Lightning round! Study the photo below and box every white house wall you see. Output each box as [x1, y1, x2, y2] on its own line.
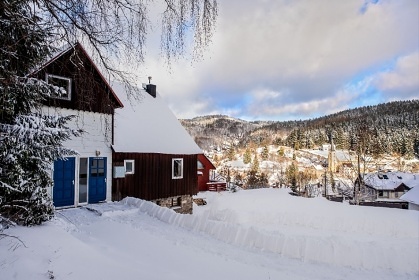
[42, 106, 113, 205]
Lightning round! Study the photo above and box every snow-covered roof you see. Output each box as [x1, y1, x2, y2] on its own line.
[112, 82, 202, 155]
[363, 172, 419, 191]
[400, 186, 419, 205]
[305, 150, 354, 162]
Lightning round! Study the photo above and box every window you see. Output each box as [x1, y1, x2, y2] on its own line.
[171, 197, 181, 208]
[46, 74, 72, 100]
[124, 160, 135, 174]
[379, 190, 389, 198]
[172, 158, 183, 179]
[197, 160, 204, 169]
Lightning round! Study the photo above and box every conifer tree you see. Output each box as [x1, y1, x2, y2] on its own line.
[0, 1, 81, 225]
[226, 145, 235, 161]
[251, 153, 259, 172]
[261, 146, 269, 161]
[285, 163, 298, 191]
[277, 148, 285, 157]
[243, 148, 252, 164]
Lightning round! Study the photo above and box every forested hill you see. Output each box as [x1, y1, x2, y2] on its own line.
[180, 100, 419, 157]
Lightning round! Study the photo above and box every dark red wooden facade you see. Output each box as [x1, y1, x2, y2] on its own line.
[112, 153, 198, 201]
[32, 43, 123, 114]
[197, 154, 216, 192]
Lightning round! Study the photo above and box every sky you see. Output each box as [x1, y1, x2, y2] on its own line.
[138, 0, 419, 121]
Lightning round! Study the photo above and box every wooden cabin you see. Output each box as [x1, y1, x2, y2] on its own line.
[32, 43, 123, 207]
[111, 83, 202, 214]
[197, 154, 226, 192]
[197, 154, 216, 192]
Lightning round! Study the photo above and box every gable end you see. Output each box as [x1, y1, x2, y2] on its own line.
[32, 43, 123, 114]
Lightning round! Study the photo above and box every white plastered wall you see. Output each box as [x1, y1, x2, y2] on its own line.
[42, 106, 113, 206]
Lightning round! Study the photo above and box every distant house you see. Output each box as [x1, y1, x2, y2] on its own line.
[32, 43, 123, 207]
[363, 172, 418, 202]
[197, 154, 227, 192]
[111, 83, 202, 214]
[340, 162, 354, 178]
[321, 144, 335, 151]
[197, 154, 216, 192]
[303, 149, 354, 176]
[400, 187, 419, 211]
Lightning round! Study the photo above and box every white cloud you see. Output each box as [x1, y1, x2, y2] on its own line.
[206, 0, 417, 82]
[139, 0, 419, 120]
[375, 51, 419, 93]
[244, 85, 359, 120]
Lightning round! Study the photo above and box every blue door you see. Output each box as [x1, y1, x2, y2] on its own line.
[53, 158, 76, 207]
[88, 157, 107, 203]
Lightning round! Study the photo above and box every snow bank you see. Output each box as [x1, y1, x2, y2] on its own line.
[122, 189, 419, 274]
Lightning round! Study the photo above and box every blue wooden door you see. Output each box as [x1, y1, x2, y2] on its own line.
[88, 157, 107, 203]
[53, 158, 76, 207]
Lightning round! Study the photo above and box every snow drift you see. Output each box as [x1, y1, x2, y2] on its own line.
[122, 188, 419, 274]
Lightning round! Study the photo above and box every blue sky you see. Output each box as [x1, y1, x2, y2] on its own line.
[140, 0, 419, 121]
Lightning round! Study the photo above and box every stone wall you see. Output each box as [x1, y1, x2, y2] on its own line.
[152, 195, 193, 214]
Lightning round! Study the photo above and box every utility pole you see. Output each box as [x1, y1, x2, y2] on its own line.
[355, 152, 361, 205]
[322, 162, 328, 198]
[324, 169, 327, 198]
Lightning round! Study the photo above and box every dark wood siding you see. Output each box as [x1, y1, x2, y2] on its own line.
[112, 153, 198, 201]
[33, 44, 121, 114]
[394, 183, 409, 192]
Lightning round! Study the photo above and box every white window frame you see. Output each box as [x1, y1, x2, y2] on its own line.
[172, 158, 183, 179]
[124, 160, 135, 174]
[46, 73, 72, 100]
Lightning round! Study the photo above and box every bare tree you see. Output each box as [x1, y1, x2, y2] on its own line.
[25, 0, 218, 82]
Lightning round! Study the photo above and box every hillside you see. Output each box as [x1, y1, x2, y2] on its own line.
[179, 115, 271, 150]
[181, 100, 419, 157]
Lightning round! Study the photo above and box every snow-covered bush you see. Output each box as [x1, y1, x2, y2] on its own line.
[0, 79, 81, 225]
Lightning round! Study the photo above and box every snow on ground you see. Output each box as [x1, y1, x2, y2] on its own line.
[1, 188, 418, 280]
